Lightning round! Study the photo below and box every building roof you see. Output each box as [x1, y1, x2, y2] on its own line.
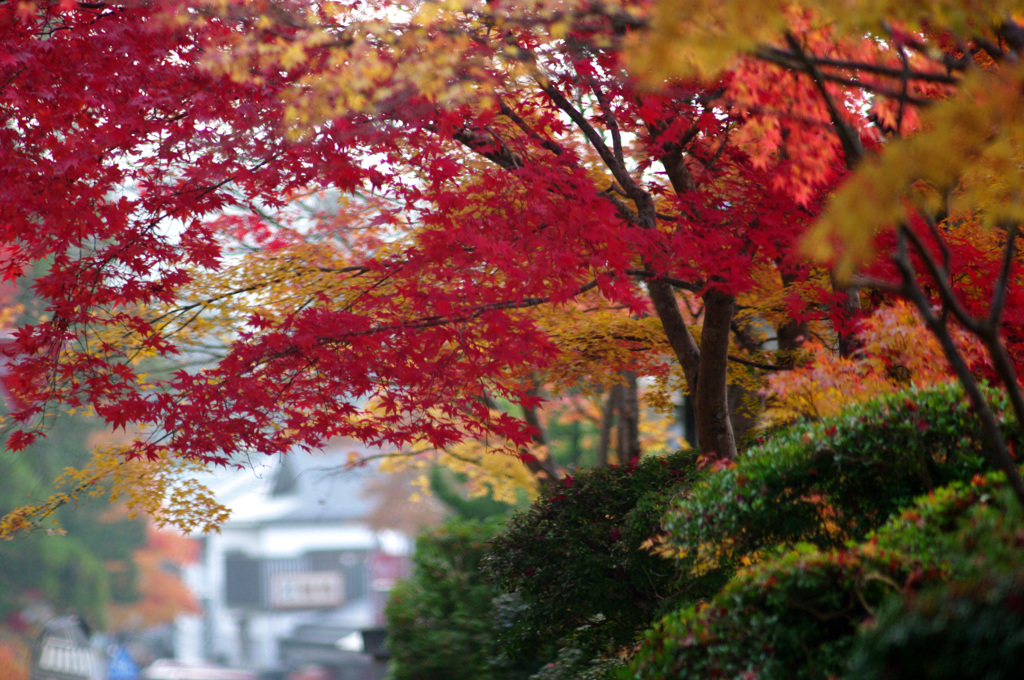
[199, 443, 382, 527]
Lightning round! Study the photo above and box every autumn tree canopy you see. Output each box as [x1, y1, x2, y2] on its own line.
[4, 0, 1024, 526]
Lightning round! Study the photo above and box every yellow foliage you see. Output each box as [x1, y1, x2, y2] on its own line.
[0, 302, 22, 330]
[634, 0, 1017, 81]
[442, 439, 544, 503]
[364, 396, 543, 504]
[807, 63, 1024, 278]
[1, 445, 230, 539]
[640, 531, 727, 574]
[638, 533, 685, 560]
[373, 383, 679, 506]
[541, 304, 672, 393]
[638, 406, 675, 456]
[629, 0, 803, 79]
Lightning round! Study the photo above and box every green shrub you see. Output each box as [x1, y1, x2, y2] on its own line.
[872, 467, 1024, 577]
[630, 466, 1024, 680]
[628, 544, 936, 680]
[630, 387, 1024, 680]
[665, 384, 1019, 578]
[844, 468, 1024, 679]
[846, 572, 1024, 680]
[530, 645, 625, 680]
[485, 450, 705, 660]
[386, 518, 513, 680]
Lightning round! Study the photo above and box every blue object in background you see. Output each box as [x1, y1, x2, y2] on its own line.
[106, 646, 139, 680]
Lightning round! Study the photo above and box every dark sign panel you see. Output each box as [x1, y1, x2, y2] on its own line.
[268, 571, 344, 610]
[224, 552, 349, 611]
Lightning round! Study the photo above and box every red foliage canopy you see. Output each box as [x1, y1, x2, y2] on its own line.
[8, 0, 1013, 476]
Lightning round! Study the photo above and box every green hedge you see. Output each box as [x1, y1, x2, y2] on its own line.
[628, 544, 936, 680]
[386, 518, 514, 680]
[872, 467, 1024, 577]
[629, 385, 1024, 680]
[485, 450, 705, 660]
[846, 468, 1024, 679]
[846, 572, 1024, 680]
[664, 384, 1018, 579]
[628, 473, 1024, 680]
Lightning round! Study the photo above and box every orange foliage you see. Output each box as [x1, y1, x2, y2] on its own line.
[0, 637, 29, 680]
[761, 301, 992, 425]
[107, 524, 200, 632]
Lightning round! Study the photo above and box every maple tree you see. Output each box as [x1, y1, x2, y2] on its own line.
[1, 0, 827, 511]
[6, 0, 1024, 528]
[636, 1, 1024, 502]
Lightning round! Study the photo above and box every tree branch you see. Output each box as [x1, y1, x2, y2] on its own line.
[537, 79, 642, 198]
[498, 99, 565, 157]
[755, 45, 959, 84]
[784, 32, 865, 168]
[625, 268, 703, 293]
[728, 354, 794, 372]
[519, 380, 561, 482]
[988, 223, 1019, 333]
[452, 125, 524, 170]
[891, 225, 1024, 508]
[579, 67, 625, 167]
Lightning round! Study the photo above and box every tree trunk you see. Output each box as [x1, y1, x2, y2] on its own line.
[831, 272, 863, 358]
[616, 370, 641, 464]
[695, 289, 737, 459]
[521, 384, 561, 483]
[645, 279, 700, 392]
[595, 385, 618, 467]
[645, 279, 738, 459]
[777, 272, 809, 356]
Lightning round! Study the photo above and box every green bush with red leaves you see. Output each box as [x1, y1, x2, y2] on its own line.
[628, 543, 938, 680]
[629, 384, 1024, 680]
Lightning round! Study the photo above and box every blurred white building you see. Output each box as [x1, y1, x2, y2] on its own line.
[175, 443, 418, 679]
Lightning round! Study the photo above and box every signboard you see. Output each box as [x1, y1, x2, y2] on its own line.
[368, 551, 408, 591]
[268, 571, 344, 610]
[31, 617, 104, 680]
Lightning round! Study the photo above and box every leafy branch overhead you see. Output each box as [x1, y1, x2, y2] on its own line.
[5, 0, 1024, 529]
